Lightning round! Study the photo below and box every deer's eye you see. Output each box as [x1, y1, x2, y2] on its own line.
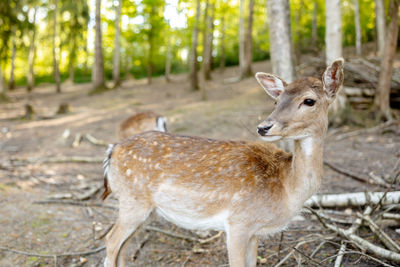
[303, 99, 316, 106]
[274, 101, 277, 105]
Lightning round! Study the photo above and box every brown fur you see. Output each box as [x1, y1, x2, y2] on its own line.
[118, 111, 161, 140]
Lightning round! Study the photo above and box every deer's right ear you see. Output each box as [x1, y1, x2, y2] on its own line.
[255, 72, 287, 99]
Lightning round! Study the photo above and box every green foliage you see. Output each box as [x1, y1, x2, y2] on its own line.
[0, 0, 388, 88]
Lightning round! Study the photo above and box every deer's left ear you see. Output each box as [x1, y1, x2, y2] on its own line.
[323, 58, 344, 103]
[255, 72, 287, 100]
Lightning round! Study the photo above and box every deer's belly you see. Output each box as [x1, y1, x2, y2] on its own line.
[155, 206, 228, 231]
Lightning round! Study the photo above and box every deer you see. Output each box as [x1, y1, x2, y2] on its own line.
[118, 111, 167, 140]
[102, 58, 344, 267]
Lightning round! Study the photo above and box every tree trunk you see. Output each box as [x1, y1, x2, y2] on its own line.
[373, 0, 399, 121]
[93, 0, 106, 90]
[294, 0, 304, 65]
[239, 0, 245, 78]
[67, 37, 76, 84]
[312, 1, 318, 53]
[113, 0, 122, 87]
[165, 37, 172, 82]
[354, 0, 362, 56]
[325, 0, 347, 125]
[147, 6, 155, 85]
[375, 0, 386, 58]
[219, 11, 226, 73]
[202, 0, 214, 80]
[9, 26, 16, 90]
[242, 0, 254, 78]
[189, 0, 200, 91]
[0, 66, 6, 100]
[53, 0, 61, 93]
[27, 7, 37, 92]
[267, 0, 295, 83]
[325, 0, 342, 65]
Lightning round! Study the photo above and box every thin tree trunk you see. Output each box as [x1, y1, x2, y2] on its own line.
[0, 66, 6, 99]
[267, 0, 295, 83]
[147, 6, 155, 85]
[375, 0, 386, 58]
[202, 0, 214, 80]
[354, 0, 362, 56]
[312, 1, 318, 53]
[325, 0, 342, 65]
[294, 0, 304, 65]
[242, 0, 254, 78]
[239, 0, 245, 78]
[325, 0, 347, 125]
[27, 7, 37, 92]
[219, 11, 226, 73]
[67, 37, 76, 84]
[9, 26, 16, 90]
[53, 0, 61, 93]
[165, 37, 172, 82]
[189, 0, 200, 91]
[113, 0, 122, 87]
[373, 0, 399, 121]
[93, 0, 106, 90]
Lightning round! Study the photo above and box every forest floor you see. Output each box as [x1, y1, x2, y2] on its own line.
[0, 58, 399, 266]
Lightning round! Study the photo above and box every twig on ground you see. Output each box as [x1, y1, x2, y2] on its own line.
[72, 133, 82, 148]
[324, 160, 391, 188]
[33, 200, 117, 210]
[358, 213, 400, 252]
[382, 212, 400, 220]
[334, 241, 346, 267]
[0, 245, 105, 258]
[75, 183, 103, 201]
[144, 226, 222, 244]
[333, 120, 398, 141]
[85, 134, 109, 147]
[12, 156, 103, 164]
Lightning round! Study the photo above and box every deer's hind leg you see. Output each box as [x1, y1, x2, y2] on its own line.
[104, 198, 152, 267]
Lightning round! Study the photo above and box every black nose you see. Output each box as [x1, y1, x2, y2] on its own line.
[257, 124, 273, 136]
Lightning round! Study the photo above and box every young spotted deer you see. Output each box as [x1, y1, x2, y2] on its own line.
[118, 111, 167, 140]
[102, 59, 344, 267]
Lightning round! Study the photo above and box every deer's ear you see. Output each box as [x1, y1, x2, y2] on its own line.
[255, 73, 287, 100]
[323, 58, 344, 102]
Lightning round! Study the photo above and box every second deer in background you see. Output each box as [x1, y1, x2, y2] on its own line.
[118, 111, 167, 140]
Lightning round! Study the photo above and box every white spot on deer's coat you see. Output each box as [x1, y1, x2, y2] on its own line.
[126, 169, 132, 176]
[301, 137, 314, 157]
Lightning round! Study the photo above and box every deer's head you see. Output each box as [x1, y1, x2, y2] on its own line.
[255, 58, 344, 141]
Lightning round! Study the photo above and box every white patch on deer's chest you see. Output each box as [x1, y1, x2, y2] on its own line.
[300, 137, 314, 157]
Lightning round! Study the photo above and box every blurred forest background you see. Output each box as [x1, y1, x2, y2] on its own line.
[1, 0, 400, 266]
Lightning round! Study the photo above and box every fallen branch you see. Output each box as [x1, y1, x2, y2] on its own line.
[325, 222, 400, 263]
[75, 183, 103, 201]
[382, 212, 400, 220]
[334, 120, 398, 141]
[85, 134, 109, 147]
[33, 200, 117, 210]
[324, 161, 391, 188]
[359, 213, 400, 252]
[144, 226, 223, 244]
[12, 156, 103, 165]
[0, 245, 105, 258]
[305, 191, 400, 208]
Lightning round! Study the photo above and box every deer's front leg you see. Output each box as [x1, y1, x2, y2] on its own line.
[246, 235, 258, 267]
[226, 228, 250, 267]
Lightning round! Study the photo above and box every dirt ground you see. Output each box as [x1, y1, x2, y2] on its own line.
[0, 60, 399, 266]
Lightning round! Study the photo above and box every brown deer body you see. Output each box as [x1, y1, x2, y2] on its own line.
[118, 111, 167, 140]
[103, 59, 344, 267]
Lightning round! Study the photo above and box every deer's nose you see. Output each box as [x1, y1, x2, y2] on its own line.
[257, 124, 273, 136]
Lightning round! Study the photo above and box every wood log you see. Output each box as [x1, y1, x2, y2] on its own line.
[305, 191, 400, 208]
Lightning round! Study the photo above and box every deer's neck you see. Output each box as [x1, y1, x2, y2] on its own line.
[287, 137, 323, 208]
